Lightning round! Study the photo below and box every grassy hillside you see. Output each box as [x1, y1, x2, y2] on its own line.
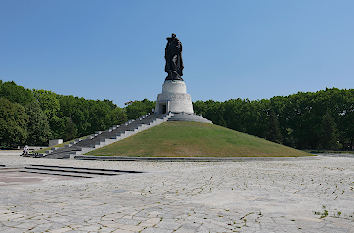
[86, 122, 311, 157]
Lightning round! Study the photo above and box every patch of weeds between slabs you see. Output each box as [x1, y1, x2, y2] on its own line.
[314, 205, 329, 219]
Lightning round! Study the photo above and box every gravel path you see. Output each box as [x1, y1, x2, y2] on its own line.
[0, 153, 353, 232]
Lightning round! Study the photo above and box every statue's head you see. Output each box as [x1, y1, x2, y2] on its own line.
[171, 33, 176, 38]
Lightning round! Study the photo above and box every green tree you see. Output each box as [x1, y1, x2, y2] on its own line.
[336, 89, 354, 150]
[63, 117, 78, 141]
[88, 101, 112, 131]
[125, 99, 155, 119]
[222, 99, 244, 131]
[49, 115, 66, 139]
[320, 112, 339, 150]
[26, 101, 51, 145]
[32, 89, 60, 126]
[196, 100, 225, 126]
[109, 107, 127, 125]
[266, 110, 283, 144]
[0, 81, 34, 106]
[193, 100, 207, 116]
[0, 98, 28, 148]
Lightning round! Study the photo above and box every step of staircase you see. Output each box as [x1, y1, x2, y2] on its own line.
[167, 113, 212, 123]
[23, 167, 119, 176]
[19, 169, 96, 178]
[0, 167, 23, 172]
[18, 164, 142, 178]
[28, 164, 142, 173]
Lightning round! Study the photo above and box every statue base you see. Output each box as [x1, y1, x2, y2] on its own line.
[155, 80, 193, 114]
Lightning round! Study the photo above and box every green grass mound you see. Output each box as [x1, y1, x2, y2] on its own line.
[86, 122, 311, 157]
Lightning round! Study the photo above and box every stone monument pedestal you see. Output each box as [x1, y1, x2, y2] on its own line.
[155, 80, 212, 124]
[155, 80, 194, 114]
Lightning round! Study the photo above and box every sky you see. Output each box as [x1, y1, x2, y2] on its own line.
[1, 0, 353, 106]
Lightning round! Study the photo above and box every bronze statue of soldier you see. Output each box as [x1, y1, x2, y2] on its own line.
[164, 33, 184, 81]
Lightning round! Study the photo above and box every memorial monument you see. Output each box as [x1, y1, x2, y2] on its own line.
[155, 34, 211, 123]
[164, 33, 184, 81]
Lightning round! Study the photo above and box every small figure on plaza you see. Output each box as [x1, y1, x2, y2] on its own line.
[22, 145, 29, 156]
[164, 33, 184, 81]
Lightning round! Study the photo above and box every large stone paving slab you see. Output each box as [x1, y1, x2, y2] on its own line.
[0, 171, 77, 186]
[0, 153, 353, 232]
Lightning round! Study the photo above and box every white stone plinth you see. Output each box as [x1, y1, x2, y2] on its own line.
[155, 80, 194, 114]
[49, 139, 63, 147]
[162, 80, 187, 94]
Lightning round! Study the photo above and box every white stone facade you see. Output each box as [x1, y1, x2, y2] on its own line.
[155, 80, 194, 114]
[49, 139, 63, 147]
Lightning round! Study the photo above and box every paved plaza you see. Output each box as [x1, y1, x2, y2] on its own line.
[0, 152, 353, 232]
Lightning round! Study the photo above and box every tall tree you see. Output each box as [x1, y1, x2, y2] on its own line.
[32, 90, 60, 125]
[266, 110, 283, 144]
[0, 81, 34, 106]
[63, 117, 78, 141]
[26, 101, 51, 145]
[0, 98, 28, 148]
[109, 107, 128, 126]
[320, 112, 339, 150]
[126, 99, 155, 119]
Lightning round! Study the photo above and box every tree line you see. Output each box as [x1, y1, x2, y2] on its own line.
[0, 80, 154, 148]
[0, 80, 352, 151]
[194, 88, 353, 150]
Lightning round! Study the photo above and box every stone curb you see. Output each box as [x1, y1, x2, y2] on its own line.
[74, 155, 317, 162]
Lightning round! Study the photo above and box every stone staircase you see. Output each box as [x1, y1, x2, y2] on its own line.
[44, 113, 173, 159]
[19, 164, 142, 178]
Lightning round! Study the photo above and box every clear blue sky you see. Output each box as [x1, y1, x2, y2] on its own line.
[1, 0, 353, 106]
